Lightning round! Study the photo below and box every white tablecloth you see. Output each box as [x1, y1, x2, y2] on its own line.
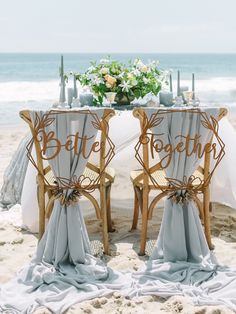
[21, 110, 236, 232]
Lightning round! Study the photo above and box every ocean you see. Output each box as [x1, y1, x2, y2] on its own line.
[0, 53, 235, 125]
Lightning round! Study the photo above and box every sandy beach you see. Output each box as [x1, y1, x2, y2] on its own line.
[0, 122, 236, 314]
[1, 0, 236, 308]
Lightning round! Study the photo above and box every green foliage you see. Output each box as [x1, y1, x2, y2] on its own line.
[74, 57, 168, 105]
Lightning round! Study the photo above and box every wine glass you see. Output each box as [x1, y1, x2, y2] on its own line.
[105, 92, 117, 107]
[183, 91, 194, 106]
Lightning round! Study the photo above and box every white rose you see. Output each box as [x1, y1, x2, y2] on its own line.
[100, 67, 109, 75]
[131, 79, 138, 86]
[141, 65, 148, 73]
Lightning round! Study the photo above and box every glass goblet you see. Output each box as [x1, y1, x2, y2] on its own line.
[183, 91, 194, 106]
[105, 92, 117, 107]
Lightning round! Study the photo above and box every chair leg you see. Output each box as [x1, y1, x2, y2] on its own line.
[37, 184, 46, 241]
[45, 190, 54, 219]
[100, 185, 110, 255]
[203, 187, 214, 250]
[131, 186, 140, 230]
[139, 187, 149, 256]
[106, 185, 115, 232]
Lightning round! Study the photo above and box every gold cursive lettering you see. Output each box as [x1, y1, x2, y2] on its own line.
[35, 130, 103, 160]
[148, 133, 218, 169]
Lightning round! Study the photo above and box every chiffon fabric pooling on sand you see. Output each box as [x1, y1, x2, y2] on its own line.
[1, 108, 236, 313]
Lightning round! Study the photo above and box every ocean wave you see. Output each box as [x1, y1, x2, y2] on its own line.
[0, 77, 235, 104]
[171, 78, 236, 104]
[0, 80, 63, 102]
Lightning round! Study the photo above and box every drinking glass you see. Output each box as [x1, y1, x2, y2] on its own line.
[183, 91, 194, 106]
[105, 92, 117, 107]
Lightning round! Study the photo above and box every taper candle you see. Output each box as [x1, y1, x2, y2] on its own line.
[169, 73, 173, 92]
[177, 70, 180, 96]
[192, 73, 195, 100]
[59, 55, 66, 103]
[61, 55, 63, 74]
[73, 74, 78, 99]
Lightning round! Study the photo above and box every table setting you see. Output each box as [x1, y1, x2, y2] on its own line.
[1, 56, 236, 313]
[54, 55, 200, 110]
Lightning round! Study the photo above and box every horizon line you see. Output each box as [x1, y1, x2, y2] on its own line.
[0, 52, 236, 55]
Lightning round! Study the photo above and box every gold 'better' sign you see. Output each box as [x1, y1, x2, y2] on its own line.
[38, 129, 105, 161]
[25, 109, 115, 192]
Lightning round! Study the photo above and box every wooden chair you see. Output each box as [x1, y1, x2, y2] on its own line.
[20, 108, 115, 255]
[130, 108, 227, 256]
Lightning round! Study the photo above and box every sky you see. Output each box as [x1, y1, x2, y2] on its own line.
[0, 0, 236, 53]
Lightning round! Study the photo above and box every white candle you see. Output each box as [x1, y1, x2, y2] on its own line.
[73, 75, 78, 99]
[59, 55, 66, 103]
[61, 55, 63, 72]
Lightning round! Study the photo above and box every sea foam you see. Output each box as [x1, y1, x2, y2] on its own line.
[0, 77, 235, 104]
[0, 77, 235, 126]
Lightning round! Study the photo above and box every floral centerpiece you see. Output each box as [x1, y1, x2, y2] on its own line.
[76, 58, 166, 106]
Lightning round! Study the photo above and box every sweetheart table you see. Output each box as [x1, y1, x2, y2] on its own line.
[18, 108, 236, 233]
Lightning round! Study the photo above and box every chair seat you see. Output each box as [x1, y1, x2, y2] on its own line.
[130, 168, 204, 189]
[43, 165, 115, 189]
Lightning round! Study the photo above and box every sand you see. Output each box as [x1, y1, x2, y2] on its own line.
[0, 123, 236, 314]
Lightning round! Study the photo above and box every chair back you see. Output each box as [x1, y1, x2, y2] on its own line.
[133, 107, 227, 193]
[20, 108, 115, 196]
